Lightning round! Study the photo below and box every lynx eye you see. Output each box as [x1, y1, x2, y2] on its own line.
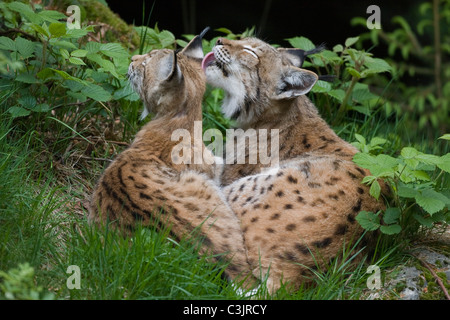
[243, 45, 258, 59]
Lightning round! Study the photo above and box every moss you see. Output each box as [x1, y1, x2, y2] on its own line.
[79, 0, 140, 49]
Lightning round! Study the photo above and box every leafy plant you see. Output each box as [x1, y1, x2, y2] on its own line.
[0, 263, 55, 300]
[353, 134, 449, 235]
[351, 0, 450, 136]
[286, 35, 392, 125]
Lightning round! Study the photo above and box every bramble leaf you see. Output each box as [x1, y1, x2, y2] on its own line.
[356, 211, 380, 231]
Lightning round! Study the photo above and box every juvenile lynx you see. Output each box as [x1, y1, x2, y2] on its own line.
[203, 37, 388, 291]
[89, 31, 254, 283]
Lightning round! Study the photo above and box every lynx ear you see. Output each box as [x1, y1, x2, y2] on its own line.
[180, 26, 209, 59]
[159, 50, 182, 83]
[278, 43, 325, 67]
[274, 66, 318, 100]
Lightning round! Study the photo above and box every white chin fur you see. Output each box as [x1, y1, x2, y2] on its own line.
[206, 66, 246, 119]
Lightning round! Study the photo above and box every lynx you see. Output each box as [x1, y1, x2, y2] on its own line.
[88, 30, 255, 284]
[202, 37, 388, 291]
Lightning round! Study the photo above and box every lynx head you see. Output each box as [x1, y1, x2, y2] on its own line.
[128, 28, 209, 120]
[202, 37, 320, 126]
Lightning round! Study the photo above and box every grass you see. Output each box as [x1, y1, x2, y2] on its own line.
[0, 79, 447, 300]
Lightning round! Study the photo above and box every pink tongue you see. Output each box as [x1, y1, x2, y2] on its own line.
[202, 51, 216, 71]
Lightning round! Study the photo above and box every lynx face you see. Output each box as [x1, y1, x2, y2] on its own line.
[202, 37, 318, 125]
[128, 39, 204, 120]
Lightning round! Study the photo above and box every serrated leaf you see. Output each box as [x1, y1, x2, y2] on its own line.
[286, 36, 315, 51]
[81, 84, 111, 102]
[60, 48, 70, 59]
[363, 57, 392, 74]
[415, 189, 448, 215]
[380, 224, 401, 235]
[0, 36, 16, 51]
[18, 96, 36, 109]
[69, 57, 86, 65]
[353, 152, 377, 168]
[369, 180, 381, 200]
[33, 103, 50, 113]
[71, 49, 88, 58]
[413, 214, 434, 228]
[49, 22, 67, 37]
[8, 106, 31, 118]
[99, 43, 129, 59]
[327, 89, 346, 103]
[383, 208, 401, 224]
[345, 36, 359, 47]
[38, 10, 67, 23]
[437, 154, 450, 173]
[397, 185, 418, 198]
[356, 211, 380, 231]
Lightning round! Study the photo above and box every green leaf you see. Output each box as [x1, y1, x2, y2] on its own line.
[369, 180, 381, 200]
[30, 23, 50, 38]
[437, 154, 450, 173]
[15, 37, 35, 59]
[68, 57, 86, 65]
[8, 106, 31, 118]
[327, 89, 346, 103]
[71, 49, 88, 58]
[415, 189, 448, 215]
[413, 214, 434, 228]
[60, 48, 70, 60]
[397, 185, 418, 198]
[18, 96, 36, 109]
[363, 57, 392, 74]
[345, 36, 359, 47]
[0, 36, 16, 51]
[99, 43, 129, 59]
[81, 84, 111, 102]
[32, 103, 51, 113]
[380, 224, 401, 235]
[333, 44, 343, 52]
[286, 36, 315, 51]
[38, 10, 67, 23]
[353, 152, 376, 168]
[438, 134, 450, 140]
[355, 211, 380, 231]
[383, 208, 401, 224]
[48, 22, 67, 37]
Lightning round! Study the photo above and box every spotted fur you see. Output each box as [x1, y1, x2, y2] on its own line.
[89, 32, 255, 284]
[204, 37, 388, 291]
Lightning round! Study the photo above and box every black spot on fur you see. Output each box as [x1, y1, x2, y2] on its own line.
[357, 187, 364, 194]
[287, 175, 298, 184]
[275, 190, 284, 197]
[286, 223, 296, 231]
[139, 192, 152, 200]
[295, 243, 310, 255]
[266, 228, 275, 233]
[335, 224, 348, 235]
[284, 204, 293, 210]
[251, 217, 259, 223]
[308, 182, 321, 188]
[270, 213, 280, 220]
[352, 199, 362, 212]
[263, 204, 270, 209]
[313, 237, 332, 248]
[303, 216, 316, 223]
[297, 196, 306, 203]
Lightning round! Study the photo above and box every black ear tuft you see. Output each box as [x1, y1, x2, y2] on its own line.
[279, 43, 326, 68]
[318, 74, 336, 82]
